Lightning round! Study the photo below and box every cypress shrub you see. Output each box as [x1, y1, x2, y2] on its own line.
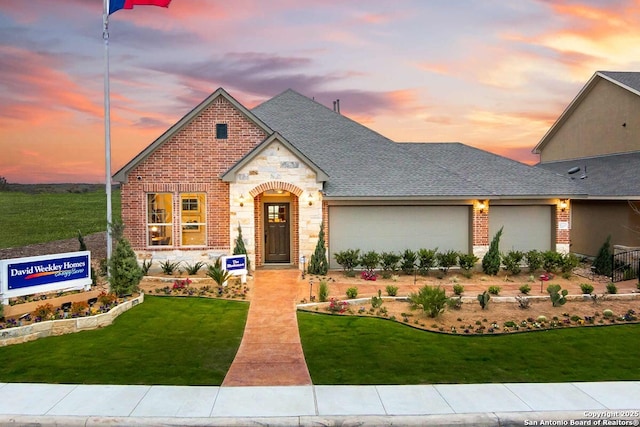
[308, 224, 329, 275]
[482, 227, 503, 276]
[233, 223, 250, 271]
[108, 238, 143, 297]
[593, 235, 613, 277]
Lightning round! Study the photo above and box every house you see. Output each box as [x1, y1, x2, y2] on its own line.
[534, 71, 640, 257]
[113, 88, 583, 270]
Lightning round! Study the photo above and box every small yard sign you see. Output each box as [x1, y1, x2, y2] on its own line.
[0, 251, 91, 305]
[221, 254, 247, 284]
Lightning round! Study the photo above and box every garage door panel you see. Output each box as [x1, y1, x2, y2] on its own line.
[329, 206, 469, 269]
[489, 206, 552, 252]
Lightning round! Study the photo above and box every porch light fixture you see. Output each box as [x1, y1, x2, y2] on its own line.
[477, 201, 486, 213]
[559, 199, 568, 212]
[307, 193, 313, 206]
[239, 194, 245, 207]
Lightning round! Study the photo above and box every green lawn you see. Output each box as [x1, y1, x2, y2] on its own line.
[0, 296, 248, 385]
[298, 311, 640, 384]
[0, 189, 120, 248]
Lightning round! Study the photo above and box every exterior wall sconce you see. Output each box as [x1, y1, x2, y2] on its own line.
[307, 193, 313, 206]
[239, 194, 245, 207]
[477, 201, 486, 214]
[559, 199, 568, 212]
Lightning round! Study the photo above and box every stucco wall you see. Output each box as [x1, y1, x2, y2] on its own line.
[570, 200, 640, 256]
[540, 78, 640, 162]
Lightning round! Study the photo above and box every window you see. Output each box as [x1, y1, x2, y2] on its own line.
[181, 193, 206, 246]
[147, 193, 173, 246]
[216, 123, 228, 139]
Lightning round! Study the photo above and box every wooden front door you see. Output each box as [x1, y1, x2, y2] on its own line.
[264, 203, 290, 263]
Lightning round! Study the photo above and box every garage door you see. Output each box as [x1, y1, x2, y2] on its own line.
[489, 206, 553, 252]
[328, 205, 470, 269]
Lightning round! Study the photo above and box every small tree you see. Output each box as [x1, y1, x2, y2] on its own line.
[400, 249, 417, 275]
[417, 248, 438, 276]
[308, 223, 328, 275]
[108, 238, 143, 297]
[593, 235, 613, 277]
[233, 223, 250, 271]
[482, 227, 503, 275]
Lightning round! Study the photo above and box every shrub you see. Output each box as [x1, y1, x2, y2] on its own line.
[318, 280, 329, 302]
[233, 223, 251, 272]
[519, 284, 531, 295]
[33, 303, 55, 321]
[409, 285, 448, 318]
[593, 235, 613, 276]
[141, 258, 153, 275]
[547, 284, 568, 307]
[458, 253, 478, 275]
[380, 252, 401, 278]
[502, 250, 524, 275]
[606, 282, 617, 294]
[71, 301, 88, 317]
[516, 295, 530, 309]
[206, 258, 233, 287]
[308, 223, 329, 275]
[482, 227, 503, 275]
[580, 283, 594, 294]
[452, 283, 464, 296]
[447, 296, 463, 310]
[536, 315, 547, 323]
[603, 309, 614, 318]
[346, 287, 358, 299]
[477, 291, 490, 309]
[385, 285, 398, 296]
[525, 250, 543, 273]
[359, 250, 380, 273]
[98, 291, 117, 307]
[488, 285, 501, 295]
[436, 250, 459, 274]
[334, 249, 360, 275]
[560, 253, 579, 278]
[183, 261, 205, 275]
[417, 248, 437, 275]
[371, 290, 383, 308]
[400, 249, 417, 275]
[159, 260, 181, 275]
[542, 251, 563, 273]
[109, 238, 143, 297]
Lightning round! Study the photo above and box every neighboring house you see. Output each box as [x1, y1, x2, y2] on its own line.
[534, 71, 640, 256]
[113, 88, 582, 270]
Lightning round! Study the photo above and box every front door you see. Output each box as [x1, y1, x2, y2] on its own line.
[264, 203, 290, 263]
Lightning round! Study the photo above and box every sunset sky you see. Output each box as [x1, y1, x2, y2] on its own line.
[2, 0, 640, 183]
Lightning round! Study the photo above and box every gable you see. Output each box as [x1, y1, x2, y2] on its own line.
[113, 88, 272, 183]
[534, 72, 640, 162]
[221, 133, 328, 183]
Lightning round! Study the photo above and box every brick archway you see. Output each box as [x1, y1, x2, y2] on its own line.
[249, 181, 304, 198]
[251, 182, 301, 268]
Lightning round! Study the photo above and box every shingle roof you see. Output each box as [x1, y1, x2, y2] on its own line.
[600, 71, 640, 94]
[536, 151, 640, 198]
[253, 89, 584, 199]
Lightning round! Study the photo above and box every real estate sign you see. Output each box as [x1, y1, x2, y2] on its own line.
[0, 251, 91, 305]
[221, 254, 247, 284]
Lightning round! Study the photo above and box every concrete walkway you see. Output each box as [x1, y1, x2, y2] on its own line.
[1, 381, 639, 426]
[222, 269, 312, 386]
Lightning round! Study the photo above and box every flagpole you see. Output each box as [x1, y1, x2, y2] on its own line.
[103, 0, 113, 273]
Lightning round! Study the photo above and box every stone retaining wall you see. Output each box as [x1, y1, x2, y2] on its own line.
[0, 294, 144, 347]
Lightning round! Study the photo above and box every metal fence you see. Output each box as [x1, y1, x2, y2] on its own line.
[612, 249, 640, 282]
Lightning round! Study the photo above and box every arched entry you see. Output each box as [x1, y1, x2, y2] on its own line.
[249, 182, 302, 267]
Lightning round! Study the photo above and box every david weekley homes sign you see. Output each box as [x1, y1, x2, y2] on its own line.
[0, 251, 91, 305]
[221, 254, 247, 285]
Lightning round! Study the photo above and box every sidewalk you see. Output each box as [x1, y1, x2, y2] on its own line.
[1, 381, 638, 426]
